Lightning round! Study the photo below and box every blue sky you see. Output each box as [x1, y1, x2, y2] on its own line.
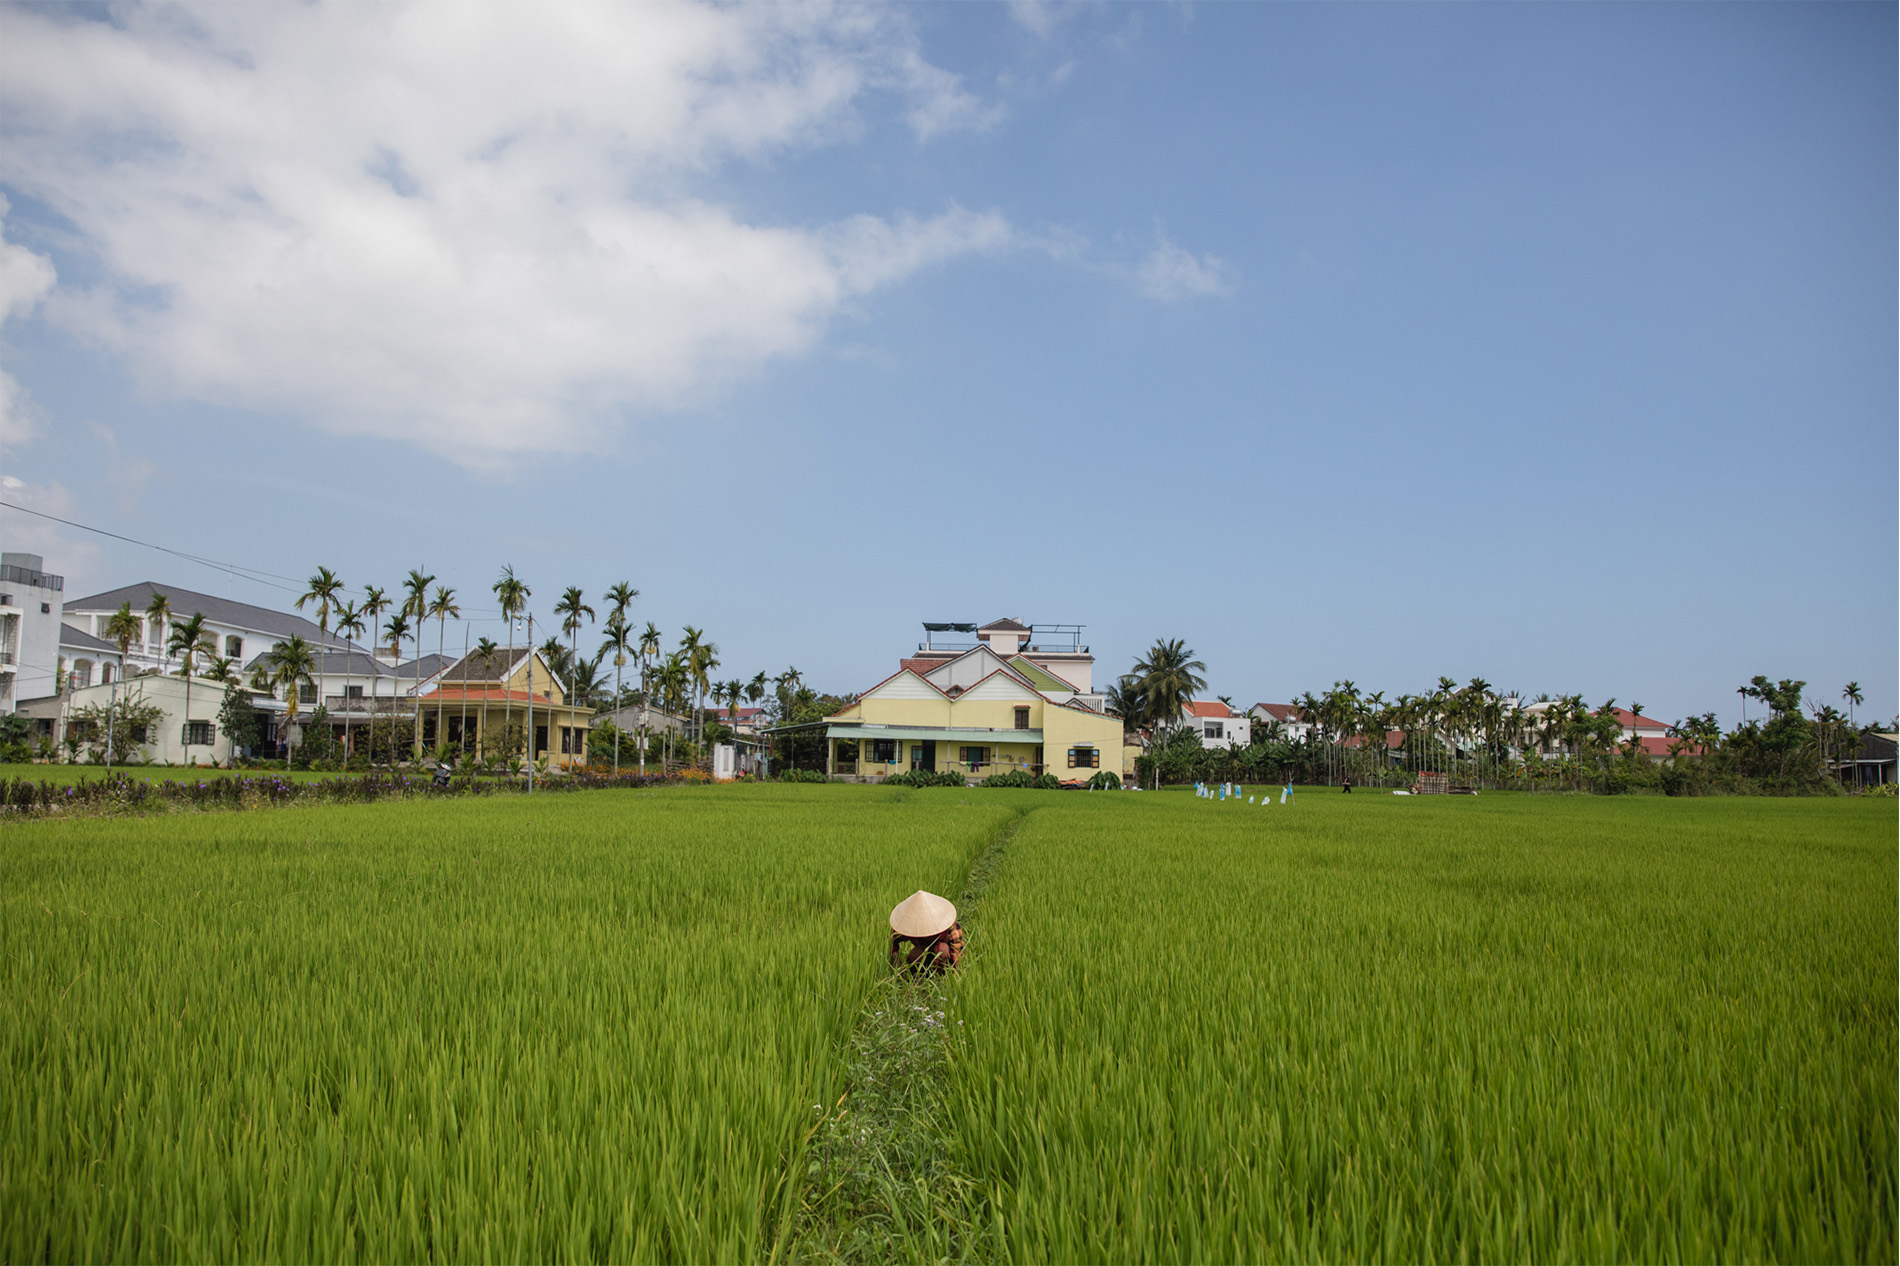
[1, 1, 1892, 726]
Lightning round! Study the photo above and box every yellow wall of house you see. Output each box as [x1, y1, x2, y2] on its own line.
[1043, 704, 1122, 775]
[831, 679, 1122, 778]
[502, 654, 567, 707]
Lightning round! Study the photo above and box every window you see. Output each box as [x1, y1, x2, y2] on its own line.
[128, 724, 149, 745]
[226, 634, 243, 658]
[300, 682, 321, 703]
[346, 685, 364, 699]
[871, 739, 898, 763]
[73, 661, 92, 688]
[101, 665, 113, 685]
[1204, 721, 1224, 740]
[1014, 707, 1030, 730]
[1067, 746, 1099, 769]
[960, 746, 989, 768]
[184, 721, 215, 746]
[40, 602, 50, 614]
[561, 725, 582, 754]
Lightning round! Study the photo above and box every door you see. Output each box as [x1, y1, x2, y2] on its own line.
[921, 740, 936, 772]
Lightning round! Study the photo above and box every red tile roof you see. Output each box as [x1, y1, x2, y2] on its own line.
[1182, 700, 1232, 718]
[1610, 708, 1669, 731]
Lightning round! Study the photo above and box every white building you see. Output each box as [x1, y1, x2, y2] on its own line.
[1249, 702, 1312, 742]
[904, 619, 1106, 711]
[1181, 699, 1251, 748]
[54, 673, 238, 766]
[62, 581, 349, 681]
[0, 552, 68, 711]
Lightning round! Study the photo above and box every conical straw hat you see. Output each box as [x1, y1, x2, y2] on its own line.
[890, 890, 957, 938]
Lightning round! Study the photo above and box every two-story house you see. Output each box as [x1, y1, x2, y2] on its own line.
[816, 621, 1126, 782]
[1181, 699, 1250, 748]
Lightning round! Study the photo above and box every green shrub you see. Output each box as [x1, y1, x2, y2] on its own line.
[777, 768, 829, 784]
[1034, 773, 1061, 790]
[882, 769, 966, 788]
[1086, 771, 1122, 791]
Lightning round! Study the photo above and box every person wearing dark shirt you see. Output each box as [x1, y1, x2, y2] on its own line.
[889, 890, 963, 973]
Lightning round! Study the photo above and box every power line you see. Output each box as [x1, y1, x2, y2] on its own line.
[0, 499, 512, 619]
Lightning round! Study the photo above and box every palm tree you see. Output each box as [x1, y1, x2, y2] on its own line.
[679, 627, 705, 750]
[1844, 682, 1863, 730]
[1131, 639, 1205, 788]
[203, 654, 239, 685]
[295, 566, 345, 652]
[293, 571, 344, 762]
[470, 635, 499, 760]
[401, 569, 435, 762]
[383, 612, 411, 765]
[636, 621, 662, 776]
[688, 638, 719, 762]
[657, 652, 690, 769]
[601, 614, 633, 774]
[333, 601, 366, 762]
[771, 666, 802, 772]
[360, 584, 392, 753]
[428, 585, 460, 756]
[266, 636, 319, 769]
[166, 611, 213, 764]
[143, 591, 173, 672]
[494, 567, 530, 762]
[554, 587, 594, 751]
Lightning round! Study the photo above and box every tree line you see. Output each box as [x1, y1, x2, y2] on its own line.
[1110, 639, 1884, 795]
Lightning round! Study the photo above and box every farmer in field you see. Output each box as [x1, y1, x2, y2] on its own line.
[889, 890, 964, 973]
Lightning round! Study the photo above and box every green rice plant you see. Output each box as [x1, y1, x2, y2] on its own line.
[941, 793, 1896, 1263]
[1, 785, 1012, 1262]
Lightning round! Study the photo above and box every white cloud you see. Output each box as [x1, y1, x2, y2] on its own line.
[0, 2, 1009, 469]
[1138, 229, 1231, 301]
[0, 196, 56, 450]
[0, 475, 102, 590]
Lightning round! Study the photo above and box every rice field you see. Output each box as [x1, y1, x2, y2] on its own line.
[2, 785, 1891, 1262]
[943, 791, 1896, 1262]
[0, 786, 1007, 1262]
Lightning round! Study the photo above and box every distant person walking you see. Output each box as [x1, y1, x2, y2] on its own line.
[1342, 774, 1352, 794]
[889, 891, 963, 973]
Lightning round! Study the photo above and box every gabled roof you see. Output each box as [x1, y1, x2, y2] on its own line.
[845, 667, 949, 710]
[979, 617, 1030, 632]
[1610, 708, 1669, 730]
[917, 643, 1037, 692]
[1008, 655, 1078, 692]
[1252, 702, 1305, 722]
[439, 646, 531, 683]
[64, 581, 349, 646]
[59, 623, 119, 653]
[1183, 700, 1232, 719]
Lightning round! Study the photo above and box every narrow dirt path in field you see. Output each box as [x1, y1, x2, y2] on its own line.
[773, 804, 1036, 1265]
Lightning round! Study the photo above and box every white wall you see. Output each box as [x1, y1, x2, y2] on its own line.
[60, 674, 236, 766]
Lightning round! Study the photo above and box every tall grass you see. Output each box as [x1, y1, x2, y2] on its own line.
[1, 785, 1009, 1262]
[942, 793, 1896, 1262]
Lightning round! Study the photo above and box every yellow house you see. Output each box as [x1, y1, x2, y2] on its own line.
[824, 640, 1125, 782]
[419, 646, 594, 770]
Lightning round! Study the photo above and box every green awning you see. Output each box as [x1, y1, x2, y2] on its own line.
[825, 724, 1043, 743]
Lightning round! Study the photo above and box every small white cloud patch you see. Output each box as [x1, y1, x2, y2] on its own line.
[1138, 230, 1231, 302]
